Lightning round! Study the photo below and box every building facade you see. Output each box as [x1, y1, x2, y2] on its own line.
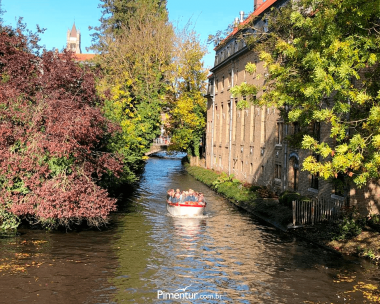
[205, 0, 379, 215]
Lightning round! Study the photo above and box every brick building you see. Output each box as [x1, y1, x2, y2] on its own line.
[205, 0, 380, 215]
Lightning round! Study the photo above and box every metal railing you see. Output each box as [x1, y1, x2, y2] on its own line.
[153, 137, 171, 145]
[292, 198, 346, 226]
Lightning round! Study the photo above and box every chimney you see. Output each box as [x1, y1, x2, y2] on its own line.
[239, 11, 244, 23]
[234, 17, 240, 27]
[254, 0, 264, 11]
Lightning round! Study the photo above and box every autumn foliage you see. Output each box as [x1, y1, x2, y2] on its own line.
[0, 28, 123, 229]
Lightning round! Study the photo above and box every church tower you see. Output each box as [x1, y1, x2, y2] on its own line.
[66, 23, 81, 54]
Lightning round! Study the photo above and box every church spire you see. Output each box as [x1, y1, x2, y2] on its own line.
[67, 22, 81, 54]
[70, 22, 78, 38]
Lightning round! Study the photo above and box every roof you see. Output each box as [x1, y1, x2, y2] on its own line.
[214, 0, 278, 51]
[73, 54, 96, 61]
[70, 23, 78, 37]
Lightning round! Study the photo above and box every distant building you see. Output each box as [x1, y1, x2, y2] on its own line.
[66, 23, 95, 62]
[67, 23, 81, 54]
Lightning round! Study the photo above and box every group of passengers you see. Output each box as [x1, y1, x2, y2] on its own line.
[167, 188, 205, 205]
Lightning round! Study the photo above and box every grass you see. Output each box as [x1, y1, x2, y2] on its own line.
[184, 163, 292, 227]
[186, 162, 380, 263]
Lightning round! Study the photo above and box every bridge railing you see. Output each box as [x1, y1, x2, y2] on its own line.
[153, 137, 171, 145]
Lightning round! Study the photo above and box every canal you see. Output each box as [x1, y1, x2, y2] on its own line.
[0, 156, 379, 303]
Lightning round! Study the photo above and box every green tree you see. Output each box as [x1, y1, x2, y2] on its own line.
[166, 25, 208, 156]
[91, 0, 174, 183]
[232, 0, 380, 187]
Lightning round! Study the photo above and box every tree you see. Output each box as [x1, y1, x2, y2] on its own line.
[232, 0, 380, 188]
[166, 25, 208, 156]
[0, 0, 4, 26]
[90, 0, 174, 183]
[0, 27, 123, 230]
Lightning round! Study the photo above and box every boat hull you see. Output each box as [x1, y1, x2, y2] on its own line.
[166, 201, 206, 216]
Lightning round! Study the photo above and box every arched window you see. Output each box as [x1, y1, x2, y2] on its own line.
[288, 153, 299, 191]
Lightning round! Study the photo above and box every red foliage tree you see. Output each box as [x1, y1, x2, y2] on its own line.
[0, 28, 123, 228]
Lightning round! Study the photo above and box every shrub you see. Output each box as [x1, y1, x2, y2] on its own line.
[0, 30, 123, 229]
[279, 191, 310, 209]
[333, 207, 366, 241]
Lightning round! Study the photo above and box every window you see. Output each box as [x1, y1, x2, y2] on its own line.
[250, 163, 253, 174]
[241, 160, 244, 172]
[310, 174, 319, 190]
[226, 101, 230, 142]
[288, 155, 299, 191]
[213, 105, 217, 143]
[220, 104, 223, 142]
[276, 122, 283, 145]
[222, 76, 225, 91]
[293, 122, 300, 135]
[313, 122, 321, 141]
[219, 156, 222, 167]
[264, 19, 268, 33]
[275, 164, 281, 179]
[241, 108, 246, 141]
[260, 106, 266, 144]
[334, 173, 345, 197]
[250, 105, 255, 142]
[233, 99, 237, 141]
[310, 154, 319, 189]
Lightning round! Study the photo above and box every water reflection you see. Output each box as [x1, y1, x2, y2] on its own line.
[110, 156, 380, 303]
[0, 156, 379, 303]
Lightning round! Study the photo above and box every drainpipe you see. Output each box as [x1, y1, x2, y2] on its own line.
[228, 63, 234, 176]
[211, 76, 215, 169]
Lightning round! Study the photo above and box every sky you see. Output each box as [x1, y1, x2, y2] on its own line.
[1, 0, 255, 70]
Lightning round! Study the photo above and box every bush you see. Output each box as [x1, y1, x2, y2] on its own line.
[279, 191, 310, 209]
[0, 30, 123, 229]
[333, 207, 366, 241]
[367, 214, 380, 232]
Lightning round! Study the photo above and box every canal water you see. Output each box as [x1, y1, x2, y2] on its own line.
[0, 156, 379, 303]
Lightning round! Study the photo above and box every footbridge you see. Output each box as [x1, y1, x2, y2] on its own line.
[145, 137, 171, 156]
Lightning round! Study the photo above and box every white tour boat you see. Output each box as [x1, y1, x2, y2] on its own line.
[166, 200, 206, 216]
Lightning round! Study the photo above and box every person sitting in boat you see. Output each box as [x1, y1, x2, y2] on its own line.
[167, 189, 175, 202]
[181, 190, 189, 202]
[187, 189, 196, 202]
[198, 193, 205, 206]
[172, 193, 181, 204]
[194, 192, 199, 202]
